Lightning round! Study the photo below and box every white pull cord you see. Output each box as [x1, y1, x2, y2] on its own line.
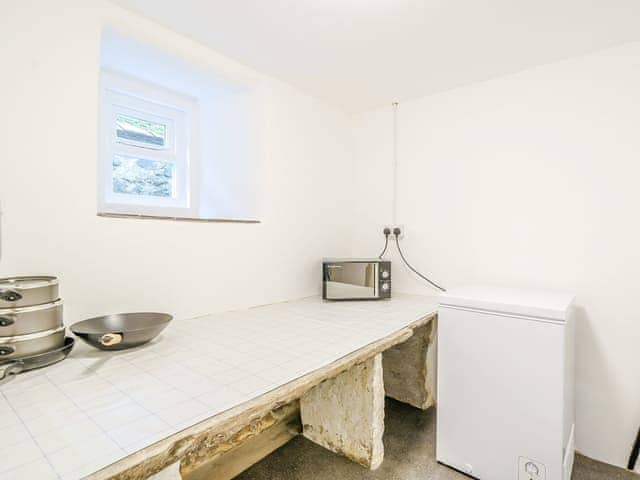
[386, 102, 446, 292]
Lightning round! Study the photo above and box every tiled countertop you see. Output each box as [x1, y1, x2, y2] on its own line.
[0, 294, 437, 480]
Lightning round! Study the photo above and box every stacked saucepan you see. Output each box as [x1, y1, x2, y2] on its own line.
[0, 276, 74, 384]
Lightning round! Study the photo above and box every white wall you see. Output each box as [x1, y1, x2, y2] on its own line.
[2, 0, 638, 471]
[0, 0, 354, 320]
[352, 42, 640, 468]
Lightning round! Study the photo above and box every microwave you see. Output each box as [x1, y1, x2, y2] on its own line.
[322, 259, 391, 301]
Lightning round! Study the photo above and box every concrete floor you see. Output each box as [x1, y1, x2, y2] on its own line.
[236, 398, 638, 480]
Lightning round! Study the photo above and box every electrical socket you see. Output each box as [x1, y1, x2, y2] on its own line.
[382, 225, 405, 239]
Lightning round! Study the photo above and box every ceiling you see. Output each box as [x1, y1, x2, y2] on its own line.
[113, 0, 640, 112]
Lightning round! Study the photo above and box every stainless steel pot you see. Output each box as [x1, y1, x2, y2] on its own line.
[0, 326, 65, 360]
[0, 300, 63, 337]
[0, 276, 59, 308]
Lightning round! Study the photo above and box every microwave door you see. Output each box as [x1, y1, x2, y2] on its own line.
[326, 263, 378, 299]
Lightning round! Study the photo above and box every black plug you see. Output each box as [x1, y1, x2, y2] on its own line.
[379, 227, 391, 259]
[393, 227, 402, 237]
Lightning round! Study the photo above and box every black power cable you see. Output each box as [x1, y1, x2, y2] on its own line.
[378, 228, 391, 259]
[393, 232, 446, 292]
[629, 427, 640, 470]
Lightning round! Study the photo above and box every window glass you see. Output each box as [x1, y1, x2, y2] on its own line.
[115, 113, 167, 148]
[112, 154, 175, 198]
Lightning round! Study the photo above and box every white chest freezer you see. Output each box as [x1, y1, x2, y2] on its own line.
[436, 286, 575, 480]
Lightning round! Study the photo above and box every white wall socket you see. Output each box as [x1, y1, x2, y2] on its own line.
[383, 225, 405, 239]
[518, 457, 546, 480]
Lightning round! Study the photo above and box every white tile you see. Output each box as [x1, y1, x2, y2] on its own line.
[206, 369, 252, 385]
[59, 377, 116, 402]
[154, 399, 210, 428]
[259, 350, 299, 365]
[0, 422, 33, 446]
[90, 402, 150, 432]
[274, 359, 314, 379]
[108, 414, 170, 448]
[227, 375, 275, 396]
[0, 438, 43, 473]
[162, 370, 208, 390]
[257, 366, 299, 386]
[25, 407, 90, 437]
[0, 397, 12, 412]
[0, 458, 57, 480]
[123, 434, 172, 455]
[101, 372, 156, 391]
[34, 417, 103, 454]
[126, 353, 160, 369]
[131, 388, 189, 413]
[119, 375, 166, 395]
[0, 372, 49, 395]
[86, 356, 129, 372]
[46, 432, 123, 476]
[59, 448, 125, 479]
[172, 380, 217, 398]
[44, 362, 95, 384]
[143, 363, 184, 378]
[0, 406, 21, 429]
[92, 358, 140, 377]
[178, 354, 217, 369]
[181, 360, 230, 378]
[135, 355, 178, 372]
[126, 385, 171, 404]
[195, 386, 245, 411]
[12, 396, 77, 421]
[4, 383, 64, 408]
[76, 389, 130, 416]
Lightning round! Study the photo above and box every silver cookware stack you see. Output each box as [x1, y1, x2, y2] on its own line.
[0, 276, 66, 362]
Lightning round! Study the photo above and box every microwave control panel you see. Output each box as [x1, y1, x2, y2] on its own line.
[378, 261, 392, 298]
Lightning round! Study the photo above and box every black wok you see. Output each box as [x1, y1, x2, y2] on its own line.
[70, 312, 172, 350]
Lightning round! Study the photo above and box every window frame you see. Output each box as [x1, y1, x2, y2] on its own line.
[98, 70, 199, 217]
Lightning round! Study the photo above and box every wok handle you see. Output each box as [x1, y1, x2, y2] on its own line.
[0, 361, 24, 385]
[0, 289, 21, 303]
[100, 333, 123, 346]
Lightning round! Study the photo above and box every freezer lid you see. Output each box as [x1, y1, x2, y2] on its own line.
[438, 285, 575, 321]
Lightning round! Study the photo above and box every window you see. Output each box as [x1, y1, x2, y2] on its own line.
[98, 71, 197, 216]
[99, 28, 263, 222]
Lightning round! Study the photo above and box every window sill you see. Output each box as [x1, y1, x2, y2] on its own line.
[97, 212, 260, 224]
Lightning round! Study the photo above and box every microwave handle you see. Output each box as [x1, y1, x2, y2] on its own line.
[324, 264, 342, 281]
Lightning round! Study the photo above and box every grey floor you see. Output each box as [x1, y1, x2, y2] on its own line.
[236, 399, 638, 480]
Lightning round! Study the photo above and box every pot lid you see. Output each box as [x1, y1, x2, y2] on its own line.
[0, 276, 58, 290]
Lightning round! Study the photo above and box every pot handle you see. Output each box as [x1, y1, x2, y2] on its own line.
[0, 346, 15, 356]
[0, 361, 24, 385]
[0, 317, 14, 327]
[100, 333, 123, 346]
[0, 289, 22, 303]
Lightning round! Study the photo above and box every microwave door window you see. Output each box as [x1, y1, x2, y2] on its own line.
[326, 263, 377, 299]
